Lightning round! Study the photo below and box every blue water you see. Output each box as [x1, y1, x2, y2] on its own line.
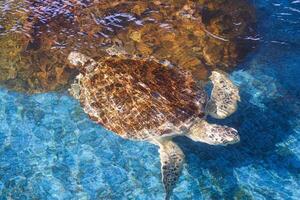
[1, 0, 300, 199]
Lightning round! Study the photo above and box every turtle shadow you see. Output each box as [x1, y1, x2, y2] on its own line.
[174, 88, 300, 199]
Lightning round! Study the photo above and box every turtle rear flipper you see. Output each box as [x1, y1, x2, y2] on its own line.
[207, 71, 240, 119]
[157, 139, 184, 200]
[187, 120, 240, 145]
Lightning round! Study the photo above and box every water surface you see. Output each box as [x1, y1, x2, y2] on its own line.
[0, 0, 300, 199]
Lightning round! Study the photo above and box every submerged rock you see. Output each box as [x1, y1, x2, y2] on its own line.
[0, 0, 97, 93]
[0, 0, 256, 93]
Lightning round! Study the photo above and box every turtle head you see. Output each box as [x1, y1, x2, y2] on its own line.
[67, 51, 97, 73]
[68, 51, 90, 66]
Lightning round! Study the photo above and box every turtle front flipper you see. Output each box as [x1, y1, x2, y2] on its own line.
[206, 71, 240, 119]
[157, 139, 185, 200]
[187, 120, 240, 145]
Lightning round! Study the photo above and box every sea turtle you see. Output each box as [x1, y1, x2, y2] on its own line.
[67, 52, 240, 199]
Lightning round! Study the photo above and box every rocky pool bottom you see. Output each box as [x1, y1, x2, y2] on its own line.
[0, 0, 256, 93]
[0, 0, 300, 199]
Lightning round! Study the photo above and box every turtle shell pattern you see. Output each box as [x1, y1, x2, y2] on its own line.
[74, 56, 207, 140]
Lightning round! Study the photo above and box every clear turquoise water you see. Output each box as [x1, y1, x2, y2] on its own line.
[1, 0, 300, 199]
